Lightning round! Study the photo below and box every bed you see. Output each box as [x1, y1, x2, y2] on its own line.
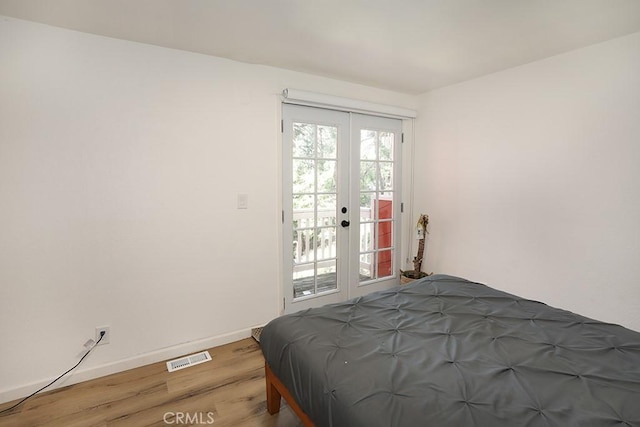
[260, 275, 640, 426]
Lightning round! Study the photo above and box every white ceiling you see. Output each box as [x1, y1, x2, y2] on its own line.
[2, 0, 640, 94]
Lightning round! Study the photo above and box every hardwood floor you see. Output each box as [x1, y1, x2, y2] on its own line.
[0, 339, 303, 427]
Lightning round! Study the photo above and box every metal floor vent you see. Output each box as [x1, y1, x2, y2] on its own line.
[251, 327, 264, 343]
[166, 351, 212, 373]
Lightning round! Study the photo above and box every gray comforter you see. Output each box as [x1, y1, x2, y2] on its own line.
[261, 275, 640, 426]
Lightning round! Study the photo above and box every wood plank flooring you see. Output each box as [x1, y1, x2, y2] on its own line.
[0, 339, 303, 427]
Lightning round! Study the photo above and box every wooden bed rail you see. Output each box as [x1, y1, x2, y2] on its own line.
[265, 362, 315, 426]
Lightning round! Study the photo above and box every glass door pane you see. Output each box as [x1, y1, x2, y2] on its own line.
[359, 129, 396, 282]
[351, 114, 402, 293]
[291, 122, 339, 297]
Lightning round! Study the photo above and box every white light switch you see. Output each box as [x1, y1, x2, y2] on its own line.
[237, 193, 248, 209]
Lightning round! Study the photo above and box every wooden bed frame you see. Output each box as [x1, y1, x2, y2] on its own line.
[265, 362, 315, 426]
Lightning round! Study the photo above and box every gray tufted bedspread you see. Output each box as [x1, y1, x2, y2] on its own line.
[261, 274, 640, 426]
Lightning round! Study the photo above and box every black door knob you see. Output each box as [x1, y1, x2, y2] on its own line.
[341, 220, 350, 227]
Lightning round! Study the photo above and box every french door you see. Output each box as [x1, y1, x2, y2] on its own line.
[282, 104, 402, 313]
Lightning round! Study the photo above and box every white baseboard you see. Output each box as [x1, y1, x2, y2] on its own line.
[0, 327, 254, 405]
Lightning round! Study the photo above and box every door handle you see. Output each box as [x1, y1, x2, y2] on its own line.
[341, 220, 350, 228]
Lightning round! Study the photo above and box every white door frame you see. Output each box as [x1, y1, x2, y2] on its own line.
[282, 104, 404, 313]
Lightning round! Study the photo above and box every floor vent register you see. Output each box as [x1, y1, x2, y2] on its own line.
[166, 351, 212, 372]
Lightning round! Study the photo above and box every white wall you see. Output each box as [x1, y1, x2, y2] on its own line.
[0, 16, 416, 402]
[416, 31, 640, 332]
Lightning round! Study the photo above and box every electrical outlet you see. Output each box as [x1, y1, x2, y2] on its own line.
[95, 326, 110, 345]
